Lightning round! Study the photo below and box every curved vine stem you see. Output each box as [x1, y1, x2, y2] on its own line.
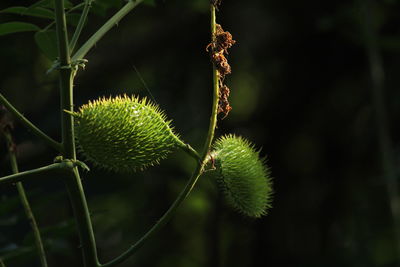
[204, 4, 220, 155]
[101, 164, 203, 267]
[0, 93, 63, 152]
[72, 0, 144, 61]
[176, 139, 202, 162]
[69, 0, 93, 53]
[100, 5, 220, 267]
[43, 2, 86, 32]
[2, 129, 48, 267]
[0, 162, 69, 185]
[54, 0, 99, 265]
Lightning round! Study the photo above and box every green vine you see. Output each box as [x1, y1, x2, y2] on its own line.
[1, 127, 48, 267]
[0, 0, 273, 266]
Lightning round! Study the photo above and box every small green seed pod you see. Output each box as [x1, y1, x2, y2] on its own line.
[211, 135, 273, 218]
[73, 95, 184, 173]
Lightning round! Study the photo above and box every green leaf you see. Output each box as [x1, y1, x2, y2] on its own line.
[28, 0, 73, 10]
[0, 6, 54, 19]
[0, 245, 35, 262]
[28, 0, 51, 10]
[66, 13, 82, 27]
[91, 0, 123, 17]
[0, 22, 40, 36]
[64, 0, 74, 9]
[34, 30, 58, 60]
[143, 0, 157, 6]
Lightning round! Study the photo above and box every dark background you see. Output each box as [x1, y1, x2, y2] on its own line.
[1, 0, 400, 266]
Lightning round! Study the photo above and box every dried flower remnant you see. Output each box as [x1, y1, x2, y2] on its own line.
[218, 85, 232, 119]
[208, 23, 236, 118]
[215, 24, 236, 54]
[212, 51, 231, 77]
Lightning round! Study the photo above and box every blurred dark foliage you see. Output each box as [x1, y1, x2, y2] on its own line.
[1, 0, 400, 266]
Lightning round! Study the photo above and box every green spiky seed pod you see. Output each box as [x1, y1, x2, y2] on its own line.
[73, 95, 184, 173]
[211, 135, 273, 218]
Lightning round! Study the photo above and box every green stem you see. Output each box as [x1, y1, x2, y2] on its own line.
[176, 139, 201, 162]
[43, 2, 86, 32]
[203, 4, 219, 157]
[54, 0, 75, 157]
[16, 183, 48, 267]
[3, 130, 48, 267]
[0, 258, 5, 267]
[71, 0, 144, 61]
[0, 93, 62, 152]
[102, 164, 203, 267]
[54, 0, 99, 266]
[0, 163, 68, 185]
[101, 5, 221, 267]
[69, 0, 93, 53]
[63, 169, 99, 267]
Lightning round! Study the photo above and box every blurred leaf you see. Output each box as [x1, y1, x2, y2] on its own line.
[0, 6, 54, 19]
[0, 195, 21, 215]
[28, 0, 73, 10]
[380, 36, 400, 51]
[66, 13, 81, 26]
[28, 0, 52, 10]
[0, 22, 40, 36]
[22, 219, 75, 246]
[143, 0, 157, 6]
[63, 0, 74, 10]
[91, 0, 123, 17]
[34, 30, 58, 60]
[0, 215, 18, 227]
[0, 245, 34, 261]
[95, 0, 123, 9]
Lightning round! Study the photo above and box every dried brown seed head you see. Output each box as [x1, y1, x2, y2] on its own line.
[218, 85, 232, 119]
[215, 24, 236, 54]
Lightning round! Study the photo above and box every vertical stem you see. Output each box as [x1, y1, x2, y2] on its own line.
[54, 0, 98, 266]
[361, 0, 400, 258]
[63, 169, 99, 267]
[203, 4, 220, 158]
[0, 94, 62, 152]
[3, 131, 48, 267]
[101, 5, 222, 266]
[54, 0, 74, 158]
[71, 0, 144, 61]
[69, 0, 92, 53]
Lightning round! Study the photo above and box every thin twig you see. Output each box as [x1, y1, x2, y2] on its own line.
[42, 2, 86, 32]
[2, 130, 48, 267]
[0, 94, 62, 152]
[72, 0, 145, 61]
[0, 162, 69, 185]
[69, 0, 93, 52]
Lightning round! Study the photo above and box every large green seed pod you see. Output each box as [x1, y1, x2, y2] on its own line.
[211, 135, 273, 218]
[73, 95, 184, 173]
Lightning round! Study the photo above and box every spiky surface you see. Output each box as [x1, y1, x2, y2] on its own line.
[212, 135, 273, 218]
[74, 95, 181, 173]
